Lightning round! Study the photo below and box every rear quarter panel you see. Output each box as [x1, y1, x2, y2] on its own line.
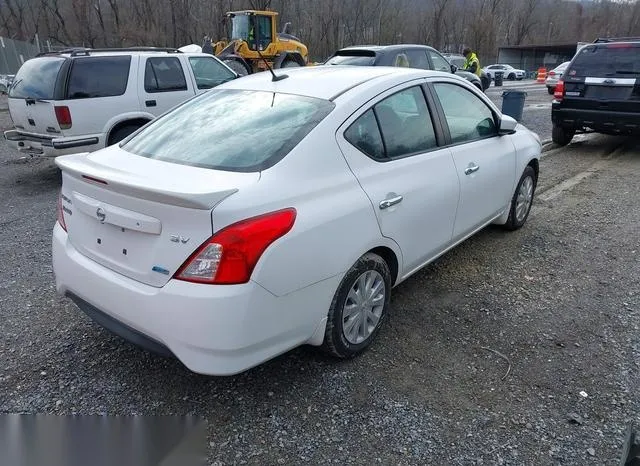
[210, 119, 401, 298]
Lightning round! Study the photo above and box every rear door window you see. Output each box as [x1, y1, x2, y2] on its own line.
[568, 44, 640, 78]
[9, 57, 65, 99]
[66, 56, 131, 99]
[188, 56, 237, 89]
[405, 50, 430, 69]
[144, 57, 188, 92]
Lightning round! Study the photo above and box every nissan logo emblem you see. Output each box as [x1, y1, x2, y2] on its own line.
[96, 207, 106, 223]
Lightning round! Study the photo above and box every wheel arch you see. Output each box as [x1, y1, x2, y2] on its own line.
[368, 246, 400, 287]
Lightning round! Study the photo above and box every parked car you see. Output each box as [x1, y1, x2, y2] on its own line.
[325, 45, 488, 92]
[551, 40, 640, 145]
[53, 66, 541, 376]
[545, 62, 570, 94]
[4, 47, 237, 157]
[0, 74, 15, 94]
[483, 64, 526, 81]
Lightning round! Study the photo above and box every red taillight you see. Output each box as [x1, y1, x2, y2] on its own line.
[554, 80, 565, 100]
[54, 105, 72, 130]
[57, 191, 67, 231]
[175, 208, 297, 285]
[548, 71, 556, 76]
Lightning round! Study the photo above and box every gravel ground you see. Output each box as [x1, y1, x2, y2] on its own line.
[0, 93, 639, 465]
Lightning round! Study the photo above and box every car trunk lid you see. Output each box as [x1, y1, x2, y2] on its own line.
[56, 147, 260, 287]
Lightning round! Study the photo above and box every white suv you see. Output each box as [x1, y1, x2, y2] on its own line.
[4, 47, 237, 157]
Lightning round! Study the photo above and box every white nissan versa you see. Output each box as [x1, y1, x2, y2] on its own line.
[52, 66, 541, 375]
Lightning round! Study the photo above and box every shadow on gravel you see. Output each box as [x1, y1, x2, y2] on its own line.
[9, 158, 61, 194]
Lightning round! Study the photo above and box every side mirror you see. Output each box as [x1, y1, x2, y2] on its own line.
[498, 114, 518, 134]
[450, 64, 458, 73]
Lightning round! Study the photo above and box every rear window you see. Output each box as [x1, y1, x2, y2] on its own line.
[568, 45, 640, 78]
[122, 89, 335, 172]
[325, 51, 376, 66]
[9, 57, 64, 99]
[67, 56, 131, 99]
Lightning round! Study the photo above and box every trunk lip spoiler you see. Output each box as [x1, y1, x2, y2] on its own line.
[55, 153, 240, 210]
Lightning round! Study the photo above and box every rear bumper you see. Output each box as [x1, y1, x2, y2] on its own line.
[52, 223, 338, 376]
[4, 129, 101, 156]
[552, 106, 640, 134]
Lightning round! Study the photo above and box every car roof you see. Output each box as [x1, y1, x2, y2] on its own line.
[218, 65, 439, 101]
[337, 44, 437, 53]
[36, 47, 191, 58]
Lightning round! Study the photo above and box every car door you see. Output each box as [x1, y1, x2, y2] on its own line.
[336, 84, 459, 275]
[429, 81, 516, 240]
[139, 55, 195, 116]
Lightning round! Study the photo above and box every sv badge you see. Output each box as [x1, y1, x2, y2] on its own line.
[170, 235, 190, 244]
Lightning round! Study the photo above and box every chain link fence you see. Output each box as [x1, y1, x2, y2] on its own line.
[0, 36, 39, 75]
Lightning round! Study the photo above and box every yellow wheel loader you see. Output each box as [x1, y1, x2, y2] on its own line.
[209, 10, 308, 76]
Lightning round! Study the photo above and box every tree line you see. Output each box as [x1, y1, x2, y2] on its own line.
[1, 0, 639, 63]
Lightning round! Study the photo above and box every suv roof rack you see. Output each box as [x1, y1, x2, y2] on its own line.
[37, 47, 183, 57]
[593, 37, 640, 43]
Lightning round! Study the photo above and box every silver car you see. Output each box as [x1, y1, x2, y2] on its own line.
[545, 62, 570, 94]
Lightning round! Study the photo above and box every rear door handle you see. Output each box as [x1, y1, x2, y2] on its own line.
[145, 100, 157, 107]
[379, 195, 403, 210]
[464, 164, 480, 175]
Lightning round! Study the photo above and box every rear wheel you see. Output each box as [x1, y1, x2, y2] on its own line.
[223, 59, 250, 76]
[547, 87, 555, 95]
[321, 253, 391, 358]
[108, 125, 140, 146]
[552, 124, 575, 146]
[281, 58, 302, 68]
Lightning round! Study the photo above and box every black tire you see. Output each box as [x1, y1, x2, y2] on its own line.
[280, 58, 302, 68]
[108, 125, 140, 146]
[321, 253, 392, 359]
[547, 87, 555, 95]
[223, 59, 250, 76]
[552, 124, 575, 146]
[503, 165, 537, 231]
[508, 73, 516, 81]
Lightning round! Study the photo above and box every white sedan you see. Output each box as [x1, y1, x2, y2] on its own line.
[52, 66, 541, 375]
[483, 64, 526, 81]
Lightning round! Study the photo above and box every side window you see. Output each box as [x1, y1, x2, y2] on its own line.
[375, 86, 437, 158]
[428, 51, 452, 73]
[394, 53, 410, 68]
[405, 50, 430, 69]
[344, 110, 385, 161]
[188, 57, 236, 89]
[67, 56, 131, 99]
[433, 82, 498, 144]
[144, 57, 187, 93]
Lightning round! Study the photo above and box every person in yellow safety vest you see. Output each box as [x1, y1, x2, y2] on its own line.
[462, 47, 481, 77]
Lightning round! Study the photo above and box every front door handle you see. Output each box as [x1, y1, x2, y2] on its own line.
[379, 195, 403, 210]
[464, 164, 480, 175]
[145, 100, 157, 107]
